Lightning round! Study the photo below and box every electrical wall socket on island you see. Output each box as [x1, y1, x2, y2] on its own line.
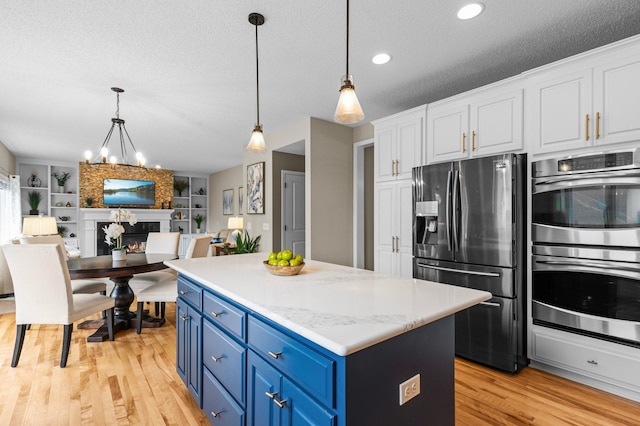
[399, 374, 421, 406]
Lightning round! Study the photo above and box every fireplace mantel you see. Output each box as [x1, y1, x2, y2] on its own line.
[80, 208, 174, 257]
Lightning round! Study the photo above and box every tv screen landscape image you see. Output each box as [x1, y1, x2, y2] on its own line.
[103, 178, 155, 207]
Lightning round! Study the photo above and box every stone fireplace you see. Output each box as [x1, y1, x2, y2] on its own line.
[80, 208, 174, 257]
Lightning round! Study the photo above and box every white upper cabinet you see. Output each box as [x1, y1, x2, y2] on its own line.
[374, 106, 425, 182]
[427, 80, 523, 164]
[527, 38, 640, 155]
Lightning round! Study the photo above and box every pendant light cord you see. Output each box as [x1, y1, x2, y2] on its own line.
[346, 0, 350, 76]
[255, 20, 260, 125]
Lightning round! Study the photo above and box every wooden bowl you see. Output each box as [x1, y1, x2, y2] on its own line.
[263, 260, 305, 276]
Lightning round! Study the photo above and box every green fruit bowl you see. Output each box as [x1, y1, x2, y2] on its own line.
[263, 260, 305, 276]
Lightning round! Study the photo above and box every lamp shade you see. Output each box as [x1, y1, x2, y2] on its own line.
[228, 217, 244, 230]
[247, 125, 266, 153]
[22, 216, 57, 236]
[334, 75, 365, 124]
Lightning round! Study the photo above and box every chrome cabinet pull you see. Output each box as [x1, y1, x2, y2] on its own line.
[265, 391, 278, 399]
[585, 114, 590, 141]
[462, 133, 466, 152]
[211, 410, 222, 418]
[265, 392, 287, 408]
[268, 351, 282, 359]
[596, 111, 600, 139]
[179, 314, 189, 321]
[587, 359, 598, 365]
[179, 290, 188, 295]
[210, 311, 221, 317]
[211, 355, 222, 362]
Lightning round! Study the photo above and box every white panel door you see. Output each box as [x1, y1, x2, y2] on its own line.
[396, 118, 423, 180]
[397, 181, 414, 278]
[375, 183, 395, 274]
[470, 88, 523, 156]
[283, 171, 306, 257]
[375, 126, 396, 182]
[428, 104, 469, 163]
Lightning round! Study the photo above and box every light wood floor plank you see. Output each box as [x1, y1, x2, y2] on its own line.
[2, 303, 640, 425]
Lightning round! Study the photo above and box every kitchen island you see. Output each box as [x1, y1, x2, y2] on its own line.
[165, 253, 490, 425]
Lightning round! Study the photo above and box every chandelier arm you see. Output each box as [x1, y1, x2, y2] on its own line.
[98, 123, 117, 162]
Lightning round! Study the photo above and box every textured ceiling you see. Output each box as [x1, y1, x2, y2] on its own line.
[2, 1, 640, 174]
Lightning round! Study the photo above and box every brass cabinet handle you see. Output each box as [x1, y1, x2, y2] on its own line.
[395, 159, 399, 176]
[585, 114, 590, 141]
[268, 351, 282, 359]
[462, 133, 466, 152]
[472, 131, 476, 151]
[391, 160, 394, 176]
[596, 112, 600, 139]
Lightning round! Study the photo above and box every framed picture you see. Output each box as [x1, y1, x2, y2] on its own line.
[247, 161, 264, 214]
[223, 189, 234, 215]
[238, 186, 244, 215]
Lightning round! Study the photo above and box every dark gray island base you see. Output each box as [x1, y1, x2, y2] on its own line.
[166, 254, 490, 425]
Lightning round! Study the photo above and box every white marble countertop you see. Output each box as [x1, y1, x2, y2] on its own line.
[165, 253, 491, 356]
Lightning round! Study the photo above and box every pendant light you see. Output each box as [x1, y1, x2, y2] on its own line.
[84, 87, 146, 168]
[247, 13, 266, 153]
[334, 0, 364, 124]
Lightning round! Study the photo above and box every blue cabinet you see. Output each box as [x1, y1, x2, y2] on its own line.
[176, 297, 202, 404]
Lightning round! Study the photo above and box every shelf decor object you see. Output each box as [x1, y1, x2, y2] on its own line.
[52, 171, 71, 193]
[334, 0, 365, 124]
[83, 87, 147, 168]
[27, 173, 41, 187]
[246, 12, 267, 153]
[247, 161, 264, 214]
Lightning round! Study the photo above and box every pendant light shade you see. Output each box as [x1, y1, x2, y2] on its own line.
[334, 0, 364, 124]
[247, 13, 266, 153]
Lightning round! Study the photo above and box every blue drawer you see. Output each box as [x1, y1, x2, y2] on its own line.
[203, 319, 246, 406]
[203, 367, 245, 426]
[203, 290, 246, 341]
[177, 277, 201, 309]
[248, 316, 335, 408]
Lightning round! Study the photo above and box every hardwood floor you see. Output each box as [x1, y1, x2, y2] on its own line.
[1, 302, 639, 425]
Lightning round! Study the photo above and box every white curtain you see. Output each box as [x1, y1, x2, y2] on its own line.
[0, 174, 22, 243]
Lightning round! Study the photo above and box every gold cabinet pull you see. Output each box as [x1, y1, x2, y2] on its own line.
[596, 112, 600, 139]
[395, 159, 399, 176]
[585, 114, 590, 141]
[472, 131, 476, 151]
[391, 160, 395, 176]
[462, 133, 466, 152]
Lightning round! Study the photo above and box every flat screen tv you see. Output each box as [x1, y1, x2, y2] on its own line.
[103, 178, 155, 207]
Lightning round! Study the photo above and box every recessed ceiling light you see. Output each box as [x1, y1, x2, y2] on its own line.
[372, 53, 391, 65]
[457, 3, 484, 20]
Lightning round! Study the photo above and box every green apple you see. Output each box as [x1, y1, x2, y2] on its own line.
[281, 249, 293, 261]
[277, 259, 289, 266]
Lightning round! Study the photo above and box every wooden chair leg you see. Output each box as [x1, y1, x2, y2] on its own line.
[60, 324, 73, 368]
[106, 308, 115, 341]
[136, 302, 144, 334]
[11, 324, 27, 368]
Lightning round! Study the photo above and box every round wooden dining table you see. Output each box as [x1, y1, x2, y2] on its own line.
[67, 253, 177, 341]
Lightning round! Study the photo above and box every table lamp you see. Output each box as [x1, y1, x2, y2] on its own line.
[228, 217, 244, 246]
[22, 215, 58, 236]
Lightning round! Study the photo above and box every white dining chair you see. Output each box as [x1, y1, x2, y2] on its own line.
[135, 235, 211, 333]
[128, 232, 180, 292]
[2, 244, 115, 368]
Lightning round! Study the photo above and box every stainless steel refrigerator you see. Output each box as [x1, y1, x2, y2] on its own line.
[412, 153, 527, 373]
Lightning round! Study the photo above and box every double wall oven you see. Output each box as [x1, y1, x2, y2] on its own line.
[532, 149, 640, 347]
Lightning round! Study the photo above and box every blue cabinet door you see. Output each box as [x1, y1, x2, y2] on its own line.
[281, 378, 336, 426]
[188, 307, 202, 405]
[176, 298, 189, 385]
[247, 352, 281, 426]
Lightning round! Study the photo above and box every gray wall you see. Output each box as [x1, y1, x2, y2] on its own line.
[0, 140, 16, 175]
[207, 165, 242, 233]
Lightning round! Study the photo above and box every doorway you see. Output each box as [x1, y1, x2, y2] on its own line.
[282, 170, 306, 256]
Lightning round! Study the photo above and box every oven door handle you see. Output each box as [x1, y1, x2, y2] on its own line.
[534, 169, 640, 186]
[534, 258, 640, 279]
[415, 262, 501, 277]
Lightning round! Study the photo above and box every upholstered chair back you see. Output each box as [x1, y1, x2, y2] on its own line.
[185, 235, 212, 259]
[2, 244, 73, 325]
[20, 234, 69, 260]
[145, 232, 180, 256]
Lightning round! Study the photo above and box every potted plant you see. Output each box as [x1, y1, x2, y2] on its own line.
[27, 191, 42, 215]
[57, 225, 67, 237]
[52, 171, 71, 193]
[174, 180, 189, 197]
[226, 230, 261, 254]
[85, 197, 94, 207]
[193, 214, 204, 233]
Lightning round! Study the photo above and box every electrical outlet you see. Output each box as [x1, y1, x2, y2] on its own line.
[399, 374, 420, 406]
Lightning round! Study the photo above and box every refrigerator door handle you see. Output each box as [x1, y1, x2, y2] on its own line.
[415, 262, 501, 277]
[452, 169, 460, 252]
[445, 170, 452, 251]
[479, 301, 502, 308]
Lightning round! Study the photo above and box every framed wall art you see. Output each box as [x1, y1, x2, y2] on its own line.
[238, 186, 244, 215]
[247, 161, 264, 214]
[222, 188, 234, 215]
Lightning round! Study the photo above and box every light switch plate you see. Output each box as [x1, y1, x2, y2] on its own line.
[399, 374, 420, 406]
[262, 222, 269, 231]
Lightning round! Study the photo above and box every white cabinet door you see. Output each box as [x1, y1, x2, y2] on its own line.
[469, 88, 523, 156]
[527, 69, 593, 155]
[374, 107, 424, 182]
[374, 181, 413, 277]
[374, 183, 395, 275]
[428, 104, 469, 163]
[593, 53, 640, 146]
[396, 181, 414, 278]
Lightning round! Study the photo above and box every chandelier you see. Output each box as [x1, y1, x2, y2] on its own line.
[84, 87, 146, 168]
